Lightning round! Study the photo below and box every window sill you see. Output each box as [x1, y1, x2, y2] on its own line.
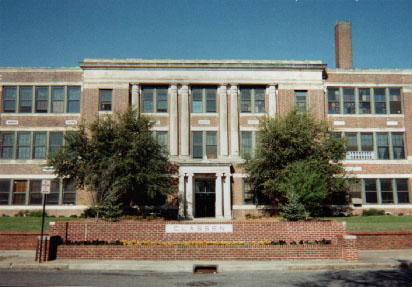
[328, 114, 404, 118]
[1, 113, 81, 116]
[190, 113, 218, 116]
[141, 112, 169, 116]
[240, 113, 265, 116]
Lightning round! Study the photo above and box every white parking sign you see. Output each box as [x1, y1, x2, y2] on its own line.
[41, 180, 51, 194]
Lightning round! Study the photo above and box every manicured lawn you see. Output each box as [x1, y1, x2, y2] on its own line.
[0, 216, 81, 232]
[324, 215, 412, 232]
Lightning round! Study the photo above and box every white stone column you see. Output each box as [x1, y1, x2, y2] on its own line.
[186, 173, 194, 219]
[230, 85, 239, 156]
[223, 173, 232, 219]
[178, 174, 185, 219]
[268, 85, 277, 118]
[180, 85, 189, 157]
[131, 84, 140, 112]
[169, 84, 178, 156]
[219, 85, 228, 156]
[215, 173, 223, 219]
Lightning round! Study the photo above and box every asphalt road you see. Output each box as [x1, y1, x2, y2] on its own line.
[1, 269, 412, 287]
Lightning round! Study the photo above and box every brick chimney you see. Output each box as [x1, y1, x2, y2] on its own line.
[335, 21, 353, 69]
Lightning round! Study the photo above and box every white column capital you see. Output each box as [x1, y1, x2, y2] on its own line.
[219, 85, 227, 93]
[169, 84, 178, 93]
[229, 85, 238, 94]
[179, 84, 189, 94]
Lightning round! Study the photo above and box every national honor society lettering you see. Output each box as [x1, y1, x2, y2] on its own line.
[165, 224, 233, 233]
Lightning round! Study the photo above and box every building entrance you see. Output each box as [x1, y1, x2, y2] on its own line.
[194, 180, 215, 218]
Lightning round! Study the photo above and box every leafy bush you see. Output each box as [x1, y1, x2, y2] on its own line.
[14, 210, 47, 217]
[362, 209, 385, 216]
[280, 192, 308, 221]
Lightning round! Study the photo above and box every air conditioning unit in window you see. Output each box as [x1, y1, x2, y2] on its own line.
[351, 198, 362, 205]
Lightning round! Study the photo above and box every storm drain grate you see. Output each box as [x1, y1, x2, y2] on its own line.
[193, 265, 218, 274]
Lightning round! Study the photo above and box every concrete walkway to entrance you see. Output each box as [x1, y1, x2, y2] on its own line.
[1, 250, 411, 272]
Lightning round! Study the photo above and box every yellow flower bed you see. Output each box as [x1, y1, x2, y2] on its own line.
[118, 240, 287, 246]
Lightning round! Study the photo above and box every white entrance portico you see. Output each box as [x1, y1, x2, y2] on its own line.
[178, 164, 232, 220]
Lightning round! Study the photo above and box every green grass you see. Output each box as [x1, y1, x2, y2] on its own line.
[0, 216, 80, 232]
[323, 215, 412, 232]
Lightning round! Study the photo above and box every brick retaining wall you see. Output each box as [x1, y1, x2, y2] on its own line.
[350, 231, 412, 250]
[0, 232, 47, 250]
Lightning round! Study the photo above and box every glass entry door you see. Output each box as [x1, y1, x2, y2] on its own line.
[195, 180, 215, 217]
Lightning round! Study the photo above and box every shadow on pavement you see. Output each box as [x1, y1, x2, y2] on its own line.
[293, 268, 412, 287]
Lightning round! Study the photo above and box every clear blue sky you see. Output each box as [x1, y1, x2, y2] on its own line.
[0, 0, 411, 69]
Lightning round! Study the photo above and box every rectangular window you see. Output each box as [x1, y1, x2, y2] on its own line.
[295, 90, 307, 112]
[240, 87, 265, 113]
[142, 86, 168, 113]
[377, 133, 390, 159]
[62, 179, 76, 205]
[206, 132, 217, 159]
[192, 132, 203, 159]
[0, 180, 10, 205]
[389, 88, 402, 114]
[358, 88, 371, 114]
[17, 132, 31, 159]
[380, 179, 394, 204]
[191, 88, 203, 113]
[156, 131, 168, 153]
[241, 132, 253, 157]
[33, 132, 47, 159]
[19, 86, 33, 113]
[396, 179, 409, 204]
[13, 180, 27, 205]
[156, 87, 168, 113]
[52, 87, 65, 113]
[206, 88, 217, 113]
[343, 88, 355, 114]
[35, 87, 49, 113]
[243, 180, 255, 205]
[67, 86, 81, 113]
[345, 133, 358, 151]
[1, 132, 15, 159]
[364, 179, 377, 204]
[99, 89, 112, 111]
[360, 133, 373, 151]
[327, 88, 340, 114]
[392, 133, 405, 159]
[3, 87, 17, 113]
[47, 180, 60, 205]
[374, 88, 386, 114]
[29, 180, 42, 205]
[49, 132, 63, 157]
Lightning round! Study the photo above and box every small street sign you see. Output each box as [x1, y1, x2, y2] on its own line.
[41, 180, 51, 194]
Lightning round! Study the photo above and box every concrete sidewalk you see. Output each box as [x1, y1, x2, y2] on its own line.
[0, 250, 411, 272]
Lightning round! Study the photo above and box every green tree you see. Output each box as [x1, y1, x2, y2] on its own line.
[243, 110, 349, 217]
[47, 108, 177, 218]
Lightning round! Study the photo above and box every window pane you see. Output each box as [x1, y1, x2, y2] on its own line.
[0, 180, 10, 205]
[396, 179, 409, 204]
[192, 88, 203, 113]
[1, 132, 15, 159]
[206, 88, 216, 113]
[374, 88, 386, 114]
[392, 133, 405, 159]
[156, 88, 168, 113]
[3, 87, 17, 112]
[13, 181, 27, 205]
[29, 180, 42, 205]
[156, 132, 168, 152]
[206, 132, 217, 158]
[241, 132, 252, 156]
[243, 181, 255, 205]
[360, 133, 373, 151]
[17, 132, 31, 159]
[327, 88, 340, 114]
[63, 179, 76, 204]
[47, 180, 60, 205]
[377, 133, 389, 160]
[49, 132, 63, 157]
[192, 132, 203, 158]
[295, 91, 307, 112]
[364, 179, 378, 204]
[35, 87, 49, 113]
[99, 89, 112, 111]
[52, 87, 65, 113]
[345, 133, 358, 151]
[68, 86, 81, 113]
[142, 88, 154, 113]
[240, 89, 251, 113]
[380, 179, 394, 204]
[359, 88, 371, 114]
[254, 88, 265, 113]
[19, 87, 33, 113]
[389, 88, 402, 114]
[343, 88, 355, 114]
[33, 132, 47, 159]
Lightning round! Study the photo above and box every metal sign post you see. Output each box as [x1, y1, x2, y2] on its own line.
[39, 180, 51, 263]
